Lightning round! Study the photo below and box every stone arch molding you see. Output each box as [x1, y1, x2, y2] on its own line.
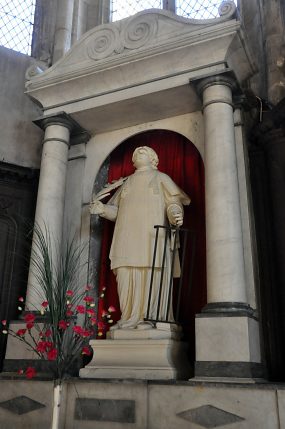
[26, 1, 237, 80]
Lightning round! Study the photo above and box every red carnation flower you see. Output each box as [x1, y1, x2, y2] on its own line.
[24, 313, 34, 322]
[82, 346, 92, 356]
[73, 325, 84, 335]
[26, 322, 34, 330]
[41, 301, 48, 308]
[90, 317, 97, 325]
[45, 329, 52, 337]
[36, 341, 47, 353]
[66, 310, 73, 317]
[82, 329, 93, 338]
[86, 308, 95, 316]
[26, 367, 36, 379]
[16, 328, 26, 336]
[76, 305, 85, 314]
[97, 321, 105, 330]
[47, 348, 58, 361]
[45, 341, 53, 350]
[83, 296, 94, 304]
[66, 290, 73, 297]
[18, 297, 24, 302]
[58, 320, 68, 330]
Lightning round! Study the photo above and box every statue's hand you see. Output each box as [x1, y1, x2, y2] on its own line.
[167, 203, 183, 227]
[90, 200, 105, 215]
[172, 212, 183, 227]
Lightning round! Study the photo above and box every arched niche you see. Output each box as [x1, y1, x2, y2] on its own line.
[89, 128, 206, 361]
[83, 112, 204, 207]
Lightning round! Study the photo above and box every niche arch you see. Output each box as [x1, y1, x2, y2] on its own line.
[90, 129, 206, 360]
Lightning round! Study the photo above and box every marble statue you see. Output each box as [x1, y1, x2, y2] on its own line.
[90, 146, 190, 329]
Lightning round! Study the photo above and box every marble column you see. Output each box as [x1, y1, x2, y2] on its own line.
[26, 116, 72, 308]
[194, 76, 263, 379]
[202, 76, 247, 306]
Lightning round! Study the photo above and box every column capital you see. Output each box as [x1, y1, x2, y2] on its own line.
[34, 112, 91, 146]
[195, 74, 237, 96]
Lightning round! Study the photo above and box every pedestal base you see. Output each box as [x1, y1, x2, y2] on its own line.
[80, 333, 192, 380]
[195, 313, 264, 378]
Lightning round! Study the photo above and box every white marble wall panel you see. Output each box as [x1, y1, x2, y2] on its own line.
[148, 384, 279, 429]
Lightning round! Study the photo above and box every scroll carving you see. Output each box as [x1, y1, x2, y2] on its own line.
[86, 16, 158, 60]
[122, 15, 158, 50]
[218, 1, 237, 19]
[87, 27, 122, 60]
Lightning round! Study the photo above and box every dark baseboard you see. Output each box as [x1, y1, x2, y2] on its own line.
[195, 361, 266, 378]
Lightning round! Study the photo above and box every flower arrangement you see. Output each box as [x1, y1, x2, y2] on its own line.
[2, 225, 115, 429]
[0, 224, 116, 429]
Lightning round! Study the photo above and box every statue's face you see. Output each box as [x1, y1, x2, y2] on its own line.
[133, 148, 152, 169]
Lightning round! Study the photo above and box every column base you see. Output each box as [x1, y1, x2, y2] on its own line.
[194, 361, 264, 379]
[195, 310, 264, 379]
[80, 332, 192, 380]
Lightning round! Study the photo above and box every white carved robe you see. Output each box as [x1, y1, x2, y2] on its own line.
[103, 168, 190, 325]
[107, 169, 190, 270]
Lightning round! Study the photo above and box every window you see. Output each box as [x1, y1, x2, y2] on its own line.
[111, 0, 163, 22]
[176, 0, 233, 19]
[111, 0, 237, 21]
[0, 0, 36, 55]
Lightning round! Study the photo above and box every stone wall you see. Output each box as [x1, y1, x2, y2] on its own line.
[0, 46, 42, 169]
[0, 378, 284, 429]
[240, 0, 285, 104]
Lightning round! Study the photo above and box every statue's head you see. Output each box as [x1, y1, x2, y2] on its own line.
[132, 146, 159, 170]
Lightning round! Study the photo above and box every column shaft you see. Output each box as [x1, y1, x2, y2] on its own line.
[203, 82, 247, 304]
[26, 123, 70, 308]
[194, 77, 262, 378]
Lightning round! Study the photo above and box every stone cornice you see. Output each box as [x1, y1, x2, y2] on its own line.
[24, 7, 256, 134]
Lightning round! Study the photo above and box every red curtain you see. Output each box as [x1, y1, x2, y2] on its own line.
[97, 130, 206, 360]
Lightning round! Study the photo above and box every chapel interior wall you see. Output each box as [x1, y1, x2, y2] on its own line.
[0, 47, 42, 169]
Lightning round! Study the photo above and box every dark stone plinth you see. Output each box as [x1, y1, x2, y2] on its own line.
[74, 398, 135, 423]
[195, 361, 265, 378]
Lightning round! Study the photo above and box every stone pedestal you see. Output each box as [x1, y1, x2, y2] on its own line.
[80, 325, 192, 380]
[195, 314, 263, 378]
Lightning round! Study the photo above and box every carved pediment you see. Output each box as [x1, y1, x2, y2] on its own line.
[25, 2, 255, 133]
[26, 3, 238, 86]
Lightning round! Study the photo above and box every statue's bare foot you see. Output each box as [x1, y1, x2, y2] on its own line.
[136, 321, 155, 330]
